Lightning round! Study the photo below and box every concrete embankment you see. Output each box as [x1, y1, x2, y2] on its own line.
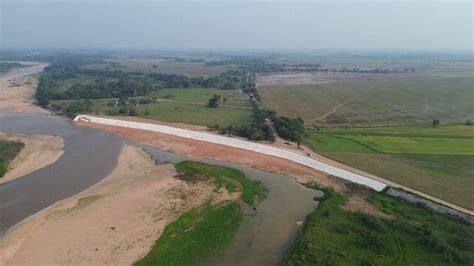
[74, 115, 387, 191]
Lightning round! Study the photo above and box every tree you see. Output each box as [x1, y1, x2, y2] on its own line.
[207, 94, 220, 108]
[432, 119, 440, 128]
[226, 125, 233, 137]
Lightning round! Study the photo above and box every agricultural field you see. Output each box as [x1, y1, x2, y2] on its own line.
[303, 124, 474, 209]
[259, 76, 474, 125]
[286, 185, 474, 265]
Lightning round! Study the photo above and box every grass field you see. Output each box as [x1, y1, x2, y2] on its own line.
[259, 76, 474, 125]
[52, 88, 254, 127]
[286, 185, 474, 265]
[0, 140, 24, 177]
[303, 124, 474, 209]
[136, 161, 266, 265]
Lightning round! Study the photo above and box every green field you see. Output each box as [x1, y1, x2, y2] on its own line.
[286, 185, 474, 265]
[136, 161, 266, 265]
[259, 77, 474, 125]
[304, 124, 474, 209]
[51, 88, 254, 127]
[0, 140, 24, 177]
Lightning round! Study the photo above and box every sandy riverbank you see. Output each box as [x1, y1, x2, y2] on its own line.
[0, 145, 237, 265]
[0, 133, 64, 185]
[78, 121, 346, 191]
[0, 63, 48, 113]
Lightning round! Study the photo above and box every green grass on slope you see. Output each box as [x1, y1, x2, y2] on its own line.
[136, 161, 267, 265]
[0, 140, 25, 177]
[135, 201, 243, 266]
[174, 161, 267, 206]
[286, 185, 474, 265]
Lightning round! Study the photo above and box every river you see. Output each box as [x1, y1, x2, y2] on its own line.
[0, 65, 321, 265]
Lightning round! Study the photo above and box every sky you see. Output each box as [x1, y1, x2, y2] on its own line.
[1, 1, 473, 51]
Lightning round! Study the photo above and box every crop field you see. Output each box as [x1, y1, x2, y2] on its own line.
[259, 76, 474, 125]
[85, 58, 236, 77]
[287, 185, 474, 265]
[303, 124, 474, 209]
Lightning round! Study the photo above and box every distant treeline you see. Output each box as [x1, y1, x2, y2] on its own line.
[205, 56, 415, 73]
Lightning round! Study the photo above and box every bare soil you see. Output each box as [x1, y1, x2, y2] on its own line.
[0, 65, 48, 113]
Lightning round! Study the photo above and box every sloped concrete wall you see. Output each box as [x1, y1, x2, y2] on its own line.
[75, 115, 387, 191]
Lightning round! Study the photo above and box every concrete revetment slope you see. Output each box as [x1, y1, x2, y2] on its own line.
[74, 115, 387, 191]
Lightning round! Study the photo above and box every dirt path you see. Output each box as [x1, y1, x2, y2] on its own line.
[0, 134, 64, 185]
[313, 87, 374, 123]
[0, 145, 237, 265]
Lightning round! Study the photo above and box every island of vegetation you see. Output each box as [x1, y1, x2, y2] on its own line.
[0, 140, 24, 177]
[136, 160, 267, 265]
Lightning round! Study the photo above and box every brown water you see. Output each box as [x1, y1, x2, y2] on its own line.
[0, 110, 123, 235]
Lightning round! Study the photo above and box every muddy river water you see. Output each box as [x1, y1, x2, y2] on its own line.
[0, 67, 321, 265]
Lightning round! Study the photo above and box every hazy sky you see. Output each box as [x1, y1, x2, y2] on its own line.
[1, 1, 473, 51]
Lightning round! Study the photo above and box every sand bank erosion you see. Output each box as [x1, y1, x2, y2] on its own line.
[0, 145, 237, 265]
[0, 133, 64, 185]
[0, 63, 48, 113]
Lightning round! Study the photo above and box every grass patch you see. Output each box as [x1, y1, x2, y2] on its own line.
[286, 185, 474, 265]
[135, 201, 243, 266]
[52, 91, 254, 128]
[175, 161, 267, 206]
[0, 140, 24, 177]
[137, 100, 253, 128]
